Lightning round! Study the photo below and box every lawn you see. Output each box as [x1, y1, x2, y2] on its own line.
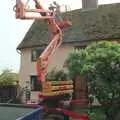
[71, 107, 105, 120]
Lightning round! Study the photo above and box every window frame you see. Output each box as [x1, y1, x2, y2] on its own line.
[31, 47, 45, 62]
[30, 75, 42, 91]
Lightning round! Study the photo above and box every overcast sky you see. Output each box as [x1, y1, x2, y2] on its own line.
[0, 0, 120, 73]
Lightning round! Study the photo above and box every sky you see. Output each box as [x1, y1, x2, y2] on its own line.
[0, 0, 120, 73]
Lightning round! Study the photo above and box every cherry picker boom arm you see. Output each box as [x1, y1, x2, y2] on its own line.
[15, 0, 72, 82]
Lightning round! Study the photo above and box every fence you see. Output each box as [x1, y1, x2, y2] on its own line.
[0, 85, 17, 102]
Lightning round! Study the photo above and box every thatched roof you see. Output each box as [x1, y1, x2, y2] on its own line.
[17, 3, 120, 50]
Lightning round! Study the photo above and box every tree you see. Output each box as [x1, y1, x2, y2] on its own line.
[65, 49, 86, 80]
[65, 41, 120, 119]
[0, 69, 18, 85]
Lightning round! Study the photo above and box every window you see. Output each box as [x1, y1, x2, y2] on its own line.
[30, 76, 42, 91]
[31, 47, 44, 61]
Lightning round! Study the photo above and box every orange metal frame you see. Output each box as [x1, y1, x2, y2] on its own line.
[15, 0, 72, 82]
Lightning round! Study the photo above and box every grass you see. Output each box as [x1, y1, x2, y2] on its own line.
[71, 107, 105, 120]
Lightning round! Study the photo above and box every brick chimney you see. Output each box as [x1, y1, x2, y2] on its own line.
[82, 0, 98, 11]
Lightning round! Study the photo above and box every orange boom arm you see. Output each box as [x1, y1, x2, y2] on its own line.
[15, 0, 72, 83]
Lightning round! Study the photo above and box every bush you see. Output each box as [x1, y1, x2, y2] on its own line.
[0, 69, 18, 85]
[46, 68, 69, 81]
[65, 41, 120, 119]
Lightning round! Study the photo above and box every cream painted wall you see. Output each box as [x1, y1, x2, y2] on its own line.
[19, 44, 74, 101]
[47, 45, 73, 71]
[19, 48, 36, 87]
[19, 48, 37, 102]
